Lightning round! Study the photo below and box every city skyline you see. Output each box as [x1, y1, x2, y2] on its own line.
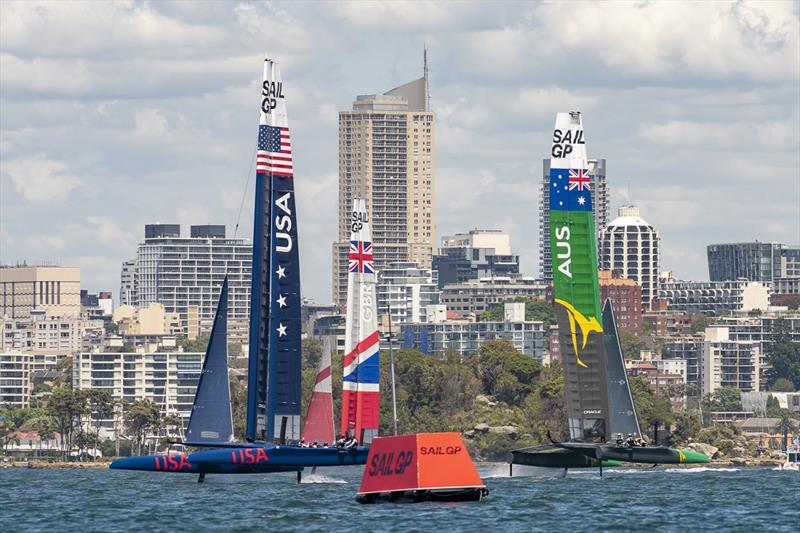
[1, 1, 798, 302]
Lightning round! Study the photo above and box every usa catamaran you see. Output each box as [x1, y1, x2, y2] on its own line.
[110, 57, 376, 480]
[510, 112, 709, 475]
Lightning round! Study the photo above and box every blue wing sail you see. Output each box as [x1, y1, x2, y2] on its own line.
[186, 277, 234, 444]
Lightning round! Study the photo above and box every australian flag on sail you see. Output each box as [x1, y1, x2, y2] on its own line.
[550, 167, 593, 212]
[348, 240, 374, 273]
[257, 125, 293, 177]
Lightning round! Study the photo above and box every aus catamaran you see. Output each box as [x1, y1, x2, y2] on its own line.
[510, 112, 709, 475]
[110, 56, 375, 481]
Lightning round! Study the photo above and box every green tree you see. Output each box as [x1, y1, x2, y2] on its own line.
[688, 315, 712, 334]
[124, 400, 161, 455]
[618, 330, 645, 360]
[706, 386, 742, 412]
[629, 376, 672, 442]
[177, 335, 210, 353]
[47, 388, 89, 460]
[766, 318, 800, 389]
[670, 411, 702, 445]
[771, 378, 796, 392]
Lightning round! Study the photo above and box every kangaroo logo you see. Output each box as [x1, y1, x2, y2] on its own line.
[554, 298, 603, 369]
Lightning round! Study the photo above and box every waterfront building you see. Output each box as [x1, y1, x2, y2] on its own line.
[401, 303, 546, 361]
[73, 351, 203, 439]
[0, 265, 81, 319]
[707, 242, 800, 282]
[439, 277, 548, 316]
[539, 158, 608, 281]
[121, 224, 251, 337]
[599, 206, 661, 310]
[658, 278, 770, 316]
[701, 326, 760, 396]
[771, 277, 800, 307]
[332, 58, 435, 306]
[0, 310, 104, 355]
[598, 270, 642, 333]
[376, 262, 439, 326]
[433, 229, 520, 288]
[0, 352, 31, 408]
[662, 335, 704, 387]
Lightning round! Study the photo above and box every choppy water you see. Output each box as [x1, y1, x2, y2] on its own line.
[2, 464, 797, 532]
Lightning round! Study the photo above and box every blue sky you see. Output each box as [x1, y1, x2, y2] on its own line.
[1, 1, 798, 302]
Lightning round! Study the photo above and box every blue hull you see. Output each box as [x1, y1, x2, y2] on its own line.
[109, 445, 369, 474]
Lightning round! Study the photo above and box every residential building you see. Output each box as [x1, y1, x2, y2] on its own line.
[657, 278, 770, 316]
[120, 260, 138, 307]
[112, 303, 184, 337]
[439, 277, 548, 316]
[73, 351, 204, 439]
[332, 58, 435, 306]
[0, 310, 104, 355]
[771, 277, 800, 307]
[539, 158, 609, 281]
[0, 265, 81, 319]
[599, 206, 660, 310]
[707, 242, 800, 282]
[401, 303, 546, 361]
[662, 335, 704, 387]
[433, 229, 519, 288]
[80, 290, 113, 321]
[311, 314, 346, 356]
[0, 352, 31, 408]
[598, 270, 642, 333]
[121, 224, 252, 338]
[377, 262, 439, 326]
[701, 326, 760, 396]
[644, 303, 697, 336]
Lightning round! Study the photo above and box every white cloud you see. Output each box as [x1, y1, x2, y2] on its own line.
[2, 155, 84, 203]
[0, 0, 797, 298]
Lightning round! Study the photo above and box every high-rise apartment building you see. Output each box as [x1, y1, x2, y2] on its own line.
[433, 229, 520, 288]
[707, 242, 800, 282]
[539, 158, 608, 281]
[332, 59, 435, 306]
[121, 224, 251, 334]
[0, 266, 81, 319]
[599, 206, 660, 310]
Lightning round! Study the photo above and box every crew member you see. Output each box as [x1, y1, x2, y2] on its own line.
[625, 434, 636, 447]
[344, 435, 358, 449]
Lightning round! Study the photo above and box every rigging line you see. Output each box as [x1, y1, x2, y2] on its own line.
[233, 139, 258, 239]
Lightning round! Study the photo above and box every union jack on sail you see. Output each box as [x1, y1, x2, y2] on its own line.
[348, 240, 374, 273]
[568, 167, 590, 191]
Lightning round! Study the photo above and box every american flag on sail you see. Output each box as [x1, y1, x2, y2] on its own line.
[348, 240, 374, 273]
[257, 125, 293, 177]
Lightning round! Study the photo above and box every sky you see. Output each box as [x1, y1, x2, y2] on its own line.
[1, 0, 798, 303]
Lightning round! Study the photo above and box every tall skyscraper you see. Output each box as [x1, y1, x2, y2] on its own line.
[707, 242, 800, 282]
[332, 55, 435, 307]
[599, 206, 661, 310]
[539, 158, 608, 281]
[121, 224, 252, 334]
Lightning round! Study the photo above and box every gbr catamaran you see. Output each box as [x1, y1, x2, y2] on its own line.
[510, 112, 709, 475]
[110, 56, 374, 481]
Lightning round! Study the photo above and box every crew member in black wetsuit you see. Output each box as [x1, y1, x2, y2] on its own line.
[625, 434, 636, 448]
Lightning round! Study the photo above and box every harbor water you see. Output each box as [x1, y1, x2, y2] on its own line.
[2, 465, 797, 532]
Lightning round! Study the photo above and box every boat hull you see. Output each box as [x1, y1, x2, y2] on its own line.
[356, 487, 489, 504]
[511, 443, 709, 468]
[511, 445, 621, 468]
[109, 445, 369, 474]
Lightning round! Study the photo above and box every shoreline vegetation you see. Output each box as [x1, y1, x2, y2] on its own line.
[4, 317, 798, 466]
